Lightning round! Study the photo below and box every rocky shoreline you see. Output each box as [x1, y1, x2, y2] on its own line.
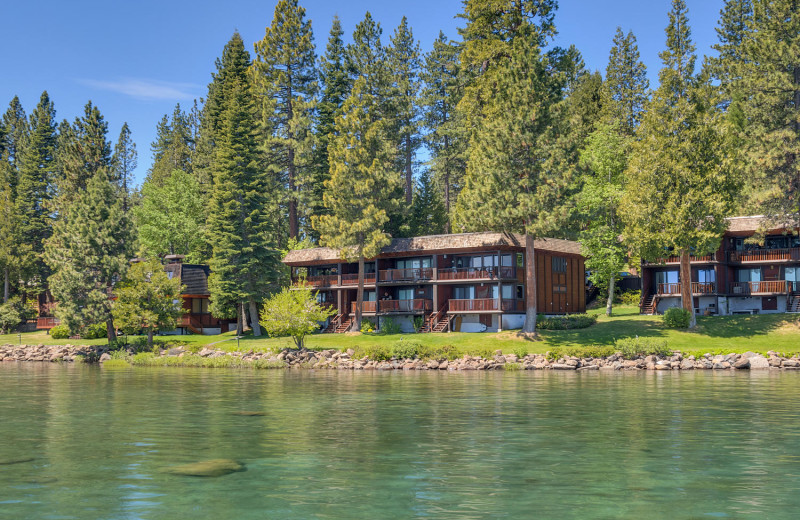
[1, 343, 799, 371]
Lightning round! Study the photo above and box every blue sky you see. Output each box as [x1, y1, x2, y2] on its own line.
[1, 0, 723, 185]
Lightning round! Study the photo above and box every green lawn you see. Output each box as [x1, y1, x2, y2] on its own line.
[4, 305, 800, 357]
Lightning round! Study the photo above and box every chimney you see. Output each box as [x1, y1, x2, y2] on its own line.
[164, 254, 186, 265]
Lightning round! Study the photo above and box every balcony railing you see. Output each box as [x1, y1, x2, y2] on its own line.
[661, 254, 714, 263]
[37, 317, 60, 330]
[730, 280, 790, 295]
[437, 266, 516, 281]
[728, 248, 800, 263]
[378, 268, 433, 283]
[351, 301, 378, 313]
[657, 283, 682, 295]
[304, 274, 339, 288]
[656, 282, 716, 295]
[341, 273, 376, 285]
[448, 298, 524, 312]
[350, 299, 432, 314]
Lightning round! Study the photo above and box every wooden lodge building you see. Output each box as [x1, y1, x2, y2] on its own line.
[640, 216, 800, 316]
[282, 232, 586, 333]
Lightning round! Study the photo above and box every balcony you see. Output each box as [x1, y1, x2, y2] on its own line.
[437, 266, 516, 281]
[350, 299, 432, 314]
[379, 268, 434, 283]
[656, 282, 716, 295]
[341, 273, 376, 285]
[304, 274, 339, 288]
[728, 248, 800, 263]
[448, 298, 525, 313]
[730, 281, 790, 295]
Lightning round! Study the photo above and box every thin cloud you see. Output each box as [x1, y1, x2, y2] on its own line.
[78, 78, 201, 100]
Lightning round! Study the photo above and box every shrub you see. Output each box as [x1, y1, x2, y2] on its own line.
[0, 302, 22, 334]
[391, 339, 422, 359]
[50, 324, 70, 339]
[413, 316, 424, 332]
[618, 290, 641, 306]
[380, 317, 401, 335]
[355, 344, 391, 361]
[546, 345, 616, 361]
[82, 323, 107, 339]
[536, 314, 597, 330]
[615, 337, 671, 359]
[102, 359, 131, 369]
[360, 319, 376, 333]
[513, 345, 529, 359]
[663, 307, 691, 329]
[504, 362, 523, 371]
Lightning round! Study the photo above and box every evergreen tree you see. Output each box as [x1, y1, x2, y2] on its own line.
[0, 97, 27, 302]
[409, 169, 446, 237]
[207, 69, 283, 338]
[346, 12, 389, 101]
[45, 102, 132, 340]
[148, 105, 193, 186]
[420, 32, 468, 231]
[710, 0, 753, 110]
[312, 77, 402, 331]
[1, 96, 27, 173]
[455, 33, 568, 333]
[252, 0, 318, 240]
[134, 169, 206, 262]
[621, 0, 737, 329]
[112, 122, 137, 213]
[16, 92, 57, 291]
[737, 0, 800, 229]
[311, 16, 351, 239]
[603, 28, 650, 134]
[387, 16, 422, 205]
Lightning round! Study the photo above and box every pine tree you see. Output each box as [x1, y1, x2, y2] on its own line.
[1, 96, 27, 173]
[737, 0, 800, 229]
[387, 16, 422, 206]
[252, 0, 318, 240]
[0, 97, 27, 301]
[312, 77, 402, 331]
[710, 0, 753, 109]
[16, 92, 57, 291]
[148, 105, 193, 186]
[603, 28, 650, 134]
[112, 122, 137, 213]
[621, 0, 737, 329]
[311, 16, 351, 239]
[455, 33, 568, 333]
[409, 169, 446, 237]
[45, 102, 132, 340]
[346, 12, 389, 101]
[420, 32, 468, 231]
[207, 68, 283, 338]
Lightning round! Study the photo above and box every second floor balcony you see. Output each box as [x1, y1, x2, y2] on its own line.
[350, 299, 433, 314]
[730, 280, 791, 295]
[656, 282, 716, 295]
[448, 298, 525, 313]
[728, 248, 800, 263]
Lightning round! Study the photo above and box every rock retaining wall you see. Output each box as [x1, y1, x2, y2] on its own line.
[1, 344, 798, 371]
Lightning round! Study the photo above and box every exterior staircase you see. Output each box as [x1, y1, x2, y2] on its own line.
[641, 294, 657, 315]
[334, 316, 353, 333]
[432, 315, 452, 333]
[789, 292, 800, 313]
[419, 305, 450, 333]
[323, 314, 342, 333]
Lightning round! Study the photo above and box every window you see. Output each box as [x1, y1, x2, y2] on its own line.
[501, 254, 513, 267]
[737, 268, 761, 283]
[516, 285, 524, 299]
[516, 253, 524, 268]
[501, 284, 513, 299]
[655, 271, 679, 286]
[453, 286, 475, 300]
[398, 288, 414, 301]
[191, 298, 209, 314]
[552, 257, 567, 273]
[698, 269, 715, 283]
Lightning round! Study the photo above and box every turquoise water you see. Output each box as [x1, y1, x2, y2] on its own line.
[1, 365, 800, 519]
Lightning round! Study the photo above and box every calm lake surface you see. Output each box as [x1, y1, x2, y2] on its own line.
[1, 365, 800, 519]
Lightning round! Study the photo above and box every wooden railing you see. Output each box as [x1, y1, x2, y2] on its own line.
[437, 266, 516, 281]
[661, 254, 714, 263]
[657, 282, 717, 295]
[728, 248, 800, 263]
[37, 317, 60, 330]
[657, 283, 682, 295]
[304, 274, 339, 288]
[730, 280, 790, 295]
[378, 268, 434, 283]
[341, 273, 376, 285]
[378, 299, 433, 313]
[351, 301, 378, 313]
[447, 298, 525, 312]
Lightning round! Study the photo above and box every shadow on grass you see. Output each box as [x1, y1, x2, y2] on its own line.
[693, 313, 800, 339]
[539, 318, 669, 347]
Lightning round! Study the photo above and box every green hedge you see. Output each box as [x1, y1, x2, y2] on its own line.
[536, 314, 597, 330]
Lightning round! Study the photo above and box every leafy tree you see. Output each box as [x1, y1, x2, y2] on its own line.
[134, 169, 206, 262]
[207, 55, 283, 338]
[455, 34, 567, 333]
[45, 102, 132, 340]
[112, 122, 137, 213]
[387, 16, 422, 205]
[409, 169, 446, 237]
[312, 77, 402, 331]
[603, 28, 650, 134]
[621, 0, 737, 329]
[113, 259, 184, 349]
[252, 0, 318, 240]
[420, 32, 468, 230]
[260, 283, 335, 349]
[578, 123, 628, 316]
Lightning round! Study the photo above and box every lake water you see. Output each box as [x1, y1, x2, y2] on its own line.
[1, 365, 800, 519]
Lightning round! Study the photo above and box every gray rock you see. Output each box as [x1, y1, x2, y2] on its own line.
[99, 353, 111, 362]
[165, 459, 245, 477]
[552, 363, 577, 370]
[782, 359, 800, 368]
[748, 355, 770, 370]
[680, 359, 694, 370]
[733, 358, 751, 370]
[577, 365, 599, 371]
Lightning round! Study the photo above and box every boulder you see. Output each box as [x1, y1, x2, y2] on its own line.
[748, 355, 770, 370]
[551, 363, 577, 370]
[733, 358, 751, 370]
[165, 459, 245, 477]
[99, 353, 111, 362]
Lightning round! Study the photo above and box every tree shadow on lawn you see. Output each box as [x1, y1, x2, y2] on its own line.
[538, 318, 669, 347]
[693, 313, 800, 339]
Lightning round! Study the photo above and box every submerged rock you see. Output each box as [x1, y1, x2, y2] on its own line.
[166, 459, 245, 477]
[0, 457, 35, 465]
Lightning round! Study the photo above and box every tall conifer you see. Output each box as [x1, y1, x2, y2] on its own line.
[112, 122, 137, 213]
[603, 28, 650, 134]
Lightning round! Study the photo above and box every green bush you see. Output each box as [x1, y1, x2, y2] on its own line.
[413, 316, 424, 332]
[503, 362, 523, 371]
[546, 345, 616, 361]
[82, 323, 107, 339]
[391, 339, 422, 359]
[536, 314, 597, 330]
[360, 319, 376, 333]
[50, 324, 70, 339]
[663, 307, 691, 329]
[380, 317, 401, 335]
[615, 337, 671, 359]
[0, 302, 22, 334]
[355, 344, 391, 361]
[618, 290, 641, 306]
[512, 345, 529, 359]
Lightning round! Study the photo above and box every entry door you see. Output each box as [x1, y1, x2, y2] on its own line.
[762, 297, 778, 311]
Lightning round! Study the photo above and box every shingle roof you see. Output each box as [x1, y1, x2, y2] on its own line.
[180, 264, 211, 295]
[726, 215, 796, 234]
[282, 232, 581, 265]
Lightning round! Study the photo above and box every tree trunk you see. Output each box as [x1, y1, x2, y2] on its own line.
[3, 266, 8, 303]
[147, 328, 154, 350]
[248, 297, 261, 337]
[355, 255, 365, 332]
[405, 135, 413, 205]
[443, 171, 451, 234]
[236, 303, 244, 336]
[606, 276, 615, 316]
[523, 233, 538, 333]
[679, 249, 696, 328]
[287, 80, 299, 239]
[106, 318, 117, 343]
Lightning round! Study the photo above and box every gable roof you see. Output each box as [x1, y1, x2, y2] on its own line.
[283, 232, 581, 265]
